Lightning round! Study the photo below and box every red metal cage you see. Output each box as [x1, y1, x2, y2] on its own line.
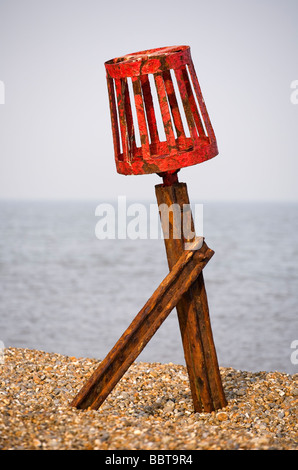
[105, 45, 218, 176]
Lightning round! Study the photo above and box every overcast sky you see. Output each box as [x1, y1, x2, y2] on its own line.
[0, 0, 297, 202]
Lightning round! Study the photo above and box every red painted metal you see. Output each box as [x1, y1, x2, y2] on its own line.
[105, 46, 218, 176]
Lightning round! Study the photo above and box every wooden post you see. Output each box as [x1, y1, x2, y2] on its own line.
[155, 182, 227, 412]
[71, 237, 214, 410]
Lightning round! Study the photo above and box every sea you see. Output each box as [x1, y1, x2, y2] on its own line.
[0, 199, 297, 374]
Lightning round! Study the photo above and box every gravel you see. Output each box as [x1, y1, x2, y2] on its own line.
[0, 348, 297, 450]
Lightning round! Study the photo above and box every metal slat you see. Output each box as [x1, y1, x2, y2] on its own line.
[131, 76, 151, 160]
[106, 77, 121, 159]
[140, 74, 160, 145]
[114, 78, 130, 162]
[154, 73, 176, 155]
[174, 67, 200, 146]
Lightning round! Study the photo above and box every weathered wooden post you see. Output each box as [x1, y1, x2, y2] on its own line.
[71, 46, 226, 412]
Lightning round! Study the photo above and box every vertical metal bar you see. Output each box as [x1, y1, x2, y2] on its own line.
[106, 77, 121, 159]
[187, 62, 215, 141]
[182, 67, 206, 137]
[123, 78, 136, 161]
[140, 74, 160, 145]
[114, 78, 130, 162]
[162, 70, 185, 139]
[174, 67, 200, 146]
[131, 76, 151, 160]
[154, 73, 177, 155]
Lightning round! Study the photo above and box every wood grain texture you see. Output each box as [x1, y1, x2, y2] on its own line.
[155, 182, 227, 412]
[71, 237, 213, 410]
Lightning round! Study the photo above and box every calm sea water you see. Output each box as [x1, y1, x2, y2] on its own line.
[0, 200, 297, 374]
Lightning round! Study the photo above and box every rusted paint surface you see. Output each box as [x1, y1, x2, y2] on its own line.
[106, 77, 121, 160]
[163, 69, 185, 140]
[131, 76, 151, 160]
[104, 45, 218, 175]
[154, 73, 176, 156]
[140, 74, 159, 144]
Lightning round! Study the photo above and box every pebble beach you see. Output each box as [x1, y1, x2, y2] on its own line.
[0, 347, 297, 451]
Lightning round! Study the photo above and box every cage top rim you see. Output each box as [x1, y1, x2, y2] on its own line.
[105, 45, 190, 66]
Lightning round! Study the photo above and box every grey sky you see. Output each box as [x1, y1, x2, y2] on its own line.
[0, 0, 297, 201]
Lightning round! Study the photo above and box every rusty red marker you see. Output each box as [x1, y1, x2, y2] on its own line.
[105, 45, 218, 180]
[71, 46, 227, 413]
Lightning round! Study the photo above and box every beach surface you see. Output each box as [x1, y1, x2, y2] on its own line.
[0, 348, 297, 450]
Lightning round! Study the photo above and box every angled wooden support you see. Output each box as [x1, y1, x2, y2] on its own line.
[70, 237, 213, 410]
